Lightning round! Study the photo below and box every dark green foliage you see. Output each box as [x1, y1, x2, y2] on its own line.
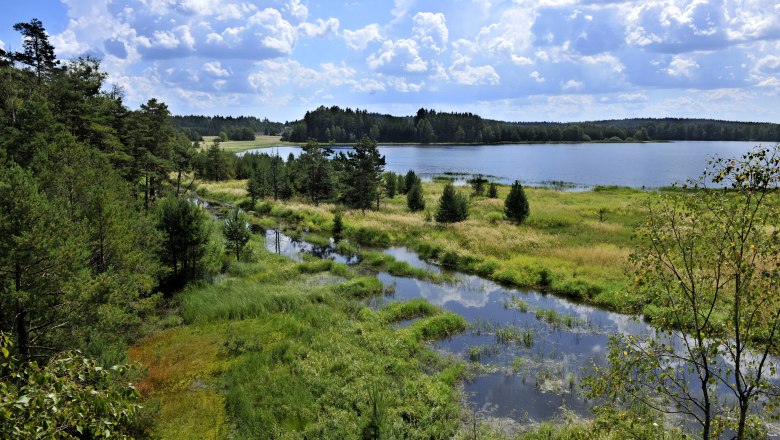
[435, 183, 469, 223]
[204, 139, 230, 181]
[297, 139, 333, 205]
[172, 115, 283, 137]
[281, 105, 780, 144]
[505, 180, 530, 224]
[383, 172, 397, 198]
[12, 18, 59, 80]
[338, 136, 386, 212]
[156, 196, 211, 291]
[223, 208, 251, 261]
[403, 170, 417, 194]
[468, 175, 488, 196]
[488, 182, 498, 198]
[332, 210, 344, 239]
[407, 179, 425, 212]
[246, 170, 265, 207]
[0, 165, 87, 359]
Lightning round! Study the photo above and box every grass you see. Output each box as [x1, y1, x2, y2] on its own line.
[130, 240, 468, 438]
[200, 135, 297, 153]
[198, 179, 655, 314]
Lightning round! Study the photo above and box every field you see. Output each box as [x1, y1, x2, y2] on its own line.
[200, 135, 297, 153]
[197, 180, 657, 315]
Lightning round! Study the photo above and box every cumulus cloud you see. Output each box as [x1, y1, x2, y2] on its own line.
[475, 7, 535, 65]
[343, 24, 383, 51]
[412, 12, 448, 53]
[530, 71, 545, 82]
[287, 0, 309, 22]
[298, 18, 340, 38]
[449, 60, 500, 86]
[203, 61, 231, 77]
[666, 55, 699, 77]
[367, 39, 428, 74]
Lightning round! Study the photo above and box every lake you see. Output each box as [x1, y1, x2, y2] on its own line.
[242, 140, 771, 188]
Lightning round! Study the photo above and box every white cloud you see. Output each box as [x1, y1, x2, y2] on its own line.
[617, 92, 648, 102]
[203, 61, 231, 77]
[390, 77, 424, 92]
[287, 0, 309, 22]
[352, 78, 386, 93]
[449, 61, 500, 85]
[530, 71, 545, 83]
[667, 55, 699, 77]
[246, 8, 297, 54]
[562, 79, 584, 91]
[298, 18, 340, 38]
[475, 7, 534, 65]
[343, 24, 382, 51]
[0, 40, 5, 51]
[367, 39, 428, 74]
[412, 12, 448, 53]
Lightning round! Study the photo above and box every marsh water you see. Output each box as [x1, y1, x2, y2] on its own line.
[243, 140, 769, 188]
[263, 229, 780, 435]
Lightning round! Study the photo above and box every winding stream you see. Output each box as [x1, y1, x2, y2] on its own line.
[262, 227, 779, 436]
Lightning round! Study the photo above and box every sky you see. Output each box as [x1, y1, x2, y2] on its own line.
[1, 0, 779, 123]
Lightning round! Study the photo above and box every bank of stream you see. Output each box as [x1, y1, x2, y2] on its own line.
[261, 225, 780, 437]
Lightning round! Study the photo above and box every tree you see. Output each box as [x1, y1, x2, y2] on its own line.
[469, 174, 488, 196]
[0, 165, 88, 360]
[488, 182, 498, 198]
[504, 181, 529, 224]
[340, 136, 386, 212]
[586, 146, 780, 440]
[298, 139, 333, 205]
[12, 19, 59, 80]
[407, 179, 425, 212]
[156, 196, 210, 291]
[383, 172, 397, 198]
[205, 139, 229, 181]
[403, 170, 418, 195]
[435, 183, 468, 223]
[127, 98, 175, 209]
[246, 170, 266, 207]
[223, 208, 250, 261]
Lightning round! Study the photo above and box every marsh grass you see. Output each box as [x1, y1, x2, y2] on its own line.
[132, 240, 469, 438]
[199, 180, 657, 313]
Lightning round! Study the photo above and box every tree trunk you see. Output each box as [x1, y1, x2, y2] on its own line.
[14, 262, 29, 361]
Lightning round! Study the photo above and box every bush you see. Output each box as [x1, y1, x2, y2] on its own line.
[407, 180, 425, 211]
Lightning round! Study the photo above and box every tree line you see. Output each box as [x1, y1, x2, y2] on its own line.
[0, 19, 242, 437]
[173, 115, 285, 141]
[281, 105, 780, 144]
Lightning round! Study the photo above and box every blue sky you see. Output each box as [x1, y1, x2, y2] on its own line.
[1, 0, 779, 122]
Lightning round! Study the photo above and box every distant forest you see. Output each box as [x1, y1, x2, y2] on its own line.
[173, 115, 285, 141]
[279, 106, 780, 144]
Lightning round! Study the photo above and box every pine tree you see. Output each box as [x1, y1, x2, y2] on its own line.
[223, 207, 250, 261]
[406, 179, 425, 212]
[488, 182, 498, 198]
[504, 180, 530, 224]
[246, 170, 265, 207]
[298, 139, 333, 205]
[383, 172, 397, 198]
[340, 135, 385, 212]
[435, 182, 468, 223]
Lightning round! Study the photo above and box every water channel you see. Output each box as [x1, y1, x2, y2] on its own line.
[262, 227, 780, 436]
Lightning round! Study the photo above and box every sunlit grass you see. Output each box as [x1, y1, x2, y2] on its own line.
[200, 135, 297, 153]
[199, 180, 656, 312]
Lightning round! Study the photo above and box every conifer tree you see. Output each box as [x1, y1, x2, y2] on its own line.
[435, 182, 469, 223]
[504, 180, 530, 224]
[223, 207, 250, 261]
[407, 179, 425, 212]
[488, 182, 498, 198]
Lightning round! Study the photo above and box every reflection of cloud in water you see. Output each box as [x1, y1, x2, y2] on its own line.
[413, 278, 491, 308]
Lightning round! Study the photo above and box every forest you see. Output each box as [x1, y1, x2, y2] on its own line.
[281, 105, 780, 144]
[172, 115, 285, 141]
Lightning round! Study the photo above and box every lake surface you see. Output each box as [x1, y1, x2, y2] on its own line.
[243, 141, 769, 188]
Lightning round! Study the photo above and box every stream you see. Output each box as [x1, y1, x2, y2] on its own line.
[262, 226, 779, 435]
